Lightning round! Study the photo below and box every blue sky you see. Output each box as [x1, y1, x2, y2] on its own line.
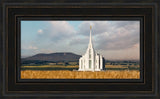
[21, 21, 140, 60]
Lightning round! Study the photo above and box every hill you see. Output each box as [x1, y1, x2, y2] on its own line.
[22, 52, 81, 62]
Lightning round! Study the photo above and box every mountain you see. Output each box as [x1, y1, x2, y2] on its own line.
[22, 52, 81, 62]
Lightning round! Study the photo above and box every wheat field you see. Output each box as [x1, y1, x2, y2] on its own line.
[21, 70, 140, 79]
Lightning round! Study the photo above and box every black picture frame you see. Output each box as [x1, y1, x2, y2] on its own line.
[0, 0, 159, 98]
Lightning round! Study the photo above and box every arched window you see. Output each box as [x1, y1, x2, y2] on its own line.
[89, 49, 91, 59]
[89, 60, 91, 68]
[81, 60, 83, 69]
[99, 57, 100, 69]
[89, 49, 92, 69]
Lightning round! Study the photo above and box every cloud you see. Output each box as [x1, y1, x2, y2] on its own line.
[37, 21, 76, 42]
[37, 29, 43, 34]
[69, 21, 140, 51]
[95, 21, 140, 50]
[77, 21, 111, 36]
[131, 43, 139, 49]
[69, 36, 88, 46]
[22, 45, 38, 50]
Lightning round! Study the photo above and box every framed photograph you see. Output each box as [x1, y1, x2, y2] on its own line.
[20, 20, 140, 80]
[0, 0, 159, 98]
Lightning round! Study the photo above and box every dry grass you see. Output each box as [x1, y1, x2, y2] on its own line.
[21, 70, 140, 79]
[21, 65, 139, 69]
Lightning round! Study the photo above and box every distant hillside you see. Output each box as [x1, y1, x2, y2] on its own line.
[22, 52, 81, 62]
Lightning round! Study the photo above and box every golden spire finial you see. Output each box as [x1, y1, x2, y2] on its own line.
[90, 25, 92, 29]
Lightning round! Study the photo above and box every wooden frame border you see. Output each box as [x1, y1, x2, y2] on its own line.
[0, 0, 159, 98]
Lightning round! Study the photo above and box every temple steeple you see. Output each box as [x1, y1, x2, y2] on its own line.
[88, 25, 93, 48]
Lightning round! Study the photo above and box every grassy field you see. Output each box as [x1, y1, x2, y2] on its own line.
[21, 65, 140, 79]
[21, 70, 140, 79]
[21, 65, 139, 70]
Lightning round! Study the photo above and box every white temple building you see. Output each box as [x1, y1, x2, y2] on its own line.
[78, 26, 105, 71]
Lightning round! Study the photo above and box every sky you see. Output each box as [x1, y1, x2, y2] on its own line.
[21, 20, 140, 60]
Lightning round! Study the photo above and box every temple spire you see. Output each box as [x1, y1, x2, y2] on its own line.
[89, 25, 93, 48]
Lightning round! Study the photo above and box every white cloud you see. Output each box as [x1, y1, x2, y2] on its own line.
[37, 21, 76, 42]
[22, 45, 38, 50]
[131, 43, 139, 48]
[37, 29, 43, 34]
[69, 21, 140, 51]
[77, 21, 111, 36]
[49, 21, 75, 35]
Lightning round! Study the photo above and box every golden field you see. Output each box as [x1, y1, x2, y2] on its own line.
[21, 70, 140, 79]
[21, 65, 139, 69]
